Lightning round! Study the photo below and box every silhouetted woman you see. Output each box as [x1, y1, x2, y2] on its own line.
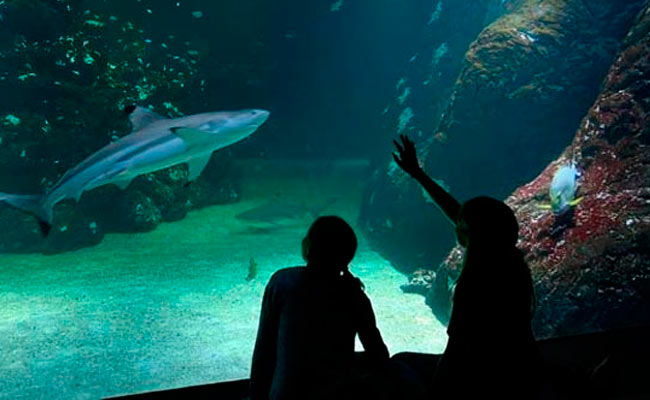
[393, 135, 540, 398]
[250, 216, 389, 400]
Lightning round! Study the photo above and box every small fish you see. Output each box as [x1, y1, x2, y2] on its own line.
[434, 131, 447, 144]
[330, 0, 344, 12]
[539, 163, 583, 214]
[84, 19, 105, 27]
[246, 258, 258, 281]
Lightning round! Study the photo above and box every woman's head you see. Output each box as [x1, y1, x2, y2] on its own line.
[457, 196, 519, 248]
[302, 216, 357, 271]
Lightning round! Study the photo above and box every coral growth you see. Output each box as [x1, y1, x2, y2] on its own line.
[400, 268, 437, 295]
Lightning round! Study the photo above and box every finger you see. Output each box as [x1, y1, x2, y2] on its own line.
[404, 136, 415, 150]
[393, 139, 404, 153]
[392, 153, 402, 166]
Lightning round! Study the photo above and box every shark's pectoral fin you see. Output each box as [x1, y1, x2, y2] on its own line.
[125, 105, 168, 132]
[170, 127, 213, 147]
[186, 154, 212, 181]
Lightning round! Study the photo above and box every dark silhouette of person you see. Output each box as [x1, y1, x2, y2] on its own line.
[393, 135, 540, 398]
[250, 216, 389, 400]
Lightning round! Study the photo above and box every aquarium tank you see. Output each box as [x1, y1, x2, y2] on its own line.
[1, 0, 649, 398]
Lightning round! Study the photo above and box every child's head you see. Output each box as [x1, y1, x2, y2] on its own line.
[302, 216, 357, 272]
[457, 196, 519, 248]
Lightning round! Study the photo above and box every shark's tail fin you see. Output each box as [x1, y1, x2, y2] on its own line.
[0, 192, 52, 235]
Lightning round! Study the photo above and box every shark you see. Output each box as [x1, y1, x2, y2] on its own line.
[0, 105, 270, 234]
[236, 196, 338, 232]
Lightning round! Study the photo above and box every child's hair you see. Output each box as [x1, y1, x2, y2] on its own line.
[459, 196, 519, 247]
[303, 215, 358, 269]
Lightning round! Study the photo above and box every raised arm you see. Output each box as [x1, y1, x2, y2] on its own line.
[392, 134, 461, 226]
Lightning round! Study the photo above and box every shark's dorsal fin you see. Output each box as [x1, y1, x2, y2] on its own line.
[124, 105, 168, 132]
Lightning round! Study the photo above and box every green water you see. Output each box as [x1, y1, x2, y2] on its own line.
[0, 162, 446, 399]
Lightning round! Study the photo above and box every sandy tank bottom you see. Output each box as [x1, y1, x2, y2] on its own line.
[0, 159, 447, 399]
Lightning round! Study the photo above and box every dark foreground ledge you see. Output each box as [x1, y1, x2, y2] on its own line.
[107, 324, 650, 400]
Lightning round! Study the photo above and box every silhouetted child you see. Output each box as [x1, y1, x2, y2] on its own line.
[393, 135, 540, 398]
[250, 216, 389, 400]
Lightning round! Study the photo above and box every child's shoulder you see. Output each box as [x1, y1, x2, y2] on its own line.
[269, 266, 307, 282]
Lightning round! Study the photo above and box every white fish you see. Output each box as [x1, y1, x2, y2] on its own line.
[540, 163, 583, 214]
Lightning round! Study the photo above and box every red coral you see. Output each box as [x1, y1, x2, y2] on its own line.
[580, 148, 627, 192]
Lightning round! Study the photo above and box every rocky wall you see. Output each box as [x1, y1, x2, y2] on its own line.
[360, 0, 646, 274]
[359, 0, 524, 273]
[420, 3, 650, 337]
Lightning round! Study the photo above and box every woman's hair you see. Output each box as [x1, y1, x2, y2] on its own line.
[303, 216, 358, 269]
[459, 196, 519, 247]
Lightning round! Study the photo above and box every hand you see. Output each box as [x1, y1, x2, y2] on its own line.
[393, 135, 423, 177]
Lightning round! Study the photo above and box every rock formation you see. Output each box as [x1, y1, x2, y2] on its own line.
[360, 0, 525, 273]
[424, 3, 650, 337]
[360, 0, 646, 274]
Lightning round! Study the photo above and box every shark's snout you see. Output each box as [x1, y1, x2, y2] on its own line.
[249, 109, 270, 127]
